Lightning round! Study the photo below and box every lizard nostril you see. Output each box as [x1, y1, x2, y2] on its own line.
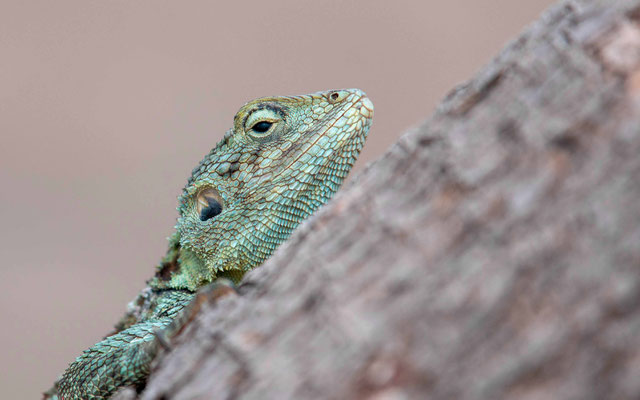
[327, 91, 343, 103]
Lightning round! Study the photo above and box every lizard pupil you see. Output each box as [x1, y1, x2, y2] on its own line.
[252, 121, 273, 133]
[199, 198, 222, 221]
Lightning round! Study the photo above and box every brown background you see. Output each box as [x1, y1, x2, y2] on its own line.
[1, 1, 553, 398]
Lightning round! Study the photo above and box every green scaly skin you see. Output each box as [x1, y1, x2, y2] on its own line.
[44, 89, 374, 399]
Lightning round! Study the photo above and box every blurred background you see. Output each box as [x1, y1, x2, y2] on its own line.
[1, 1, 554, 398]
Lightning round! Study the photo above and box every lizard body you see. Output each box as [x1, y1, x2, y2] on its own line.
[45, 89, 373, 399]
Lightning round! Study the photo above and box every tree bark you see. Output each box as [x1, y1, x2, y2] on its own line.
[140, 0, 640, 398]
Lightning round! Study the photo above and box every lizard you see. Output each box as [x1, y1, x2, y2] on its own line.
[44, 88, 374, 399]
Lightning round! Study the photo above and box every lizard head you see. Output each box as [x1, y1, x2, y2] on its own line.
[153, 89, 373, 290]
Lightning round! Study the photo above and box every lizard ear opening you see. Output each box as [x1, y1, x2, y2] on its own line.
[196, 188, 224, 221]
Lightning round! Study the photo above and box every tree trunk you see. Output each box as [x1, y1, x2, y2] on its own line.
[139, 0, 640, 398]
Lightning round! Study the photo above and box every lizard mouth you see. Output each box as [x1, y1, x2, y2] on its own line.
[278, 89, 374, 178]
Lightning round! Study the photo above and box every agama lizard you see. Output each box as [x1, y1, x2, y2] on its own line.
[44, 89, 374, 399]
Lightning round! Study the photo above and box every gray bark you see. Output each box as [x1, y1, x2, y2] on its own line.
[141, 0, 640, 398]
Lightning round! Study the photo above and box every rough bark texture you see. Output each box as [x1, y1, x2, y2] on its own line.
[139, 0, 640, 398]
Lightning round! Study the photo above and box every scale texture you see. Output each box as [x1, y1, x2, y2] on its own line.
[140, 1, 640, 398]
[44, 89, 373, 400]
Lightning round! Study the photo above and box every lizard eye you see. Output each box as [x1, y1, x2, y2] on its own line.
[243, 106, 283, 140]
[251, 121, 273, 133]
[196, 188, 223, 221]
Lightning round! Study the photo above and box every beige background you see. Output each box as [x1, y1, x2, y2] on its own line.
[1, 1, 554, 398]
